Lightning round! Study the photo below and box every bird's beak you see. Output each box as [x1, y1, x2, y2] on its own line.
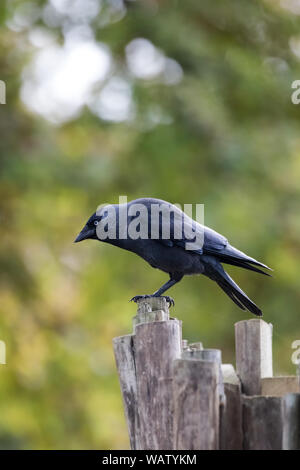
[74, 225, 95, 243]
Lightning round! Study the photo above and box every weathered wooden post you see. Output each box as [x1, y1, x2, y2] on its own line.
[113, 333, 140, 449]
[220, 365, 243, 450]
[173, 346, 221, 450]
[282, 393, 300, 450]
[235, 319, 273, 395]
[113, 297, 181, 450]
[182, 347, 224, 402]
[242, 395, 283, 450]
[235, 319, 279, 449]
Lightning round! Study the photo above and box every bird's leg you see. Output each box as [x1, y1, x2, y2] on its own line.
[130, 274, 183, 307]
[152, 276, 180, 296]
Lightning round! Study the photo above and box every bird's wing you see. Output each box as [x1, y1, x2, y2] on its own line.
[126, 198, 271, 272]
[203, 242, 271, 271]
[172, 224, 271, 274]
[188, 225, 271, 273]
[135, 198, 228, 255]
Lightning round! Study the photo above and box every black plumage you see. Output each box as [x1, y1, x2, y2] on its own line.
[75, 198, 271, 316]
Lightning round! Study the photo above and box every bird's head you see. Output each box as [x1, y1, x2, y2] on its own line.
[74, 212, 102, 243]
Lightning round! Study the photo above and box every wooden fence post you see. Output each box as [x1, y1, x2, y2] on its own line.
[113, 297, 181, 450]
[173, 347, 221, 450]
[242, 396, 283, 450]
[181, 347, 223, 401]
[235, 319, 273, 395]
[220, 365, 243, 450]
[282, 393, 300, 450]
[173, 359, 220, 450]
[113, 334, 140, 449]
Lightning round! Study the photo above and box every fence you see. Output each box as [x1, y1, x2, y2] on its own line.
[113, 297, 300, 450]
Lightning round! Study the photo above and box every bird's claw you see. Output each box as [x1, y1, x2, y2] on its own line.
[129, 295, 175, 307]
[130, 295, 152, 303]
[162, 295, 175, 307]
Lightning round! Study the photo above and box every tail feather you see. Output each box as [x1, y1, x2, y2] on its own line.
[216, 278, 246, 311]
[205, 244, 272, 272]
[218, 257, 272, 277]
[205, 261, 263, 316]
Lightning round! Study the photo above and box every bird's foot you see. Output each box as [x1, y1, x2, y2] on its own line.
[130, 294, 152, 303]
[129, 294, 175, 307]
[161, 295, 175, 307]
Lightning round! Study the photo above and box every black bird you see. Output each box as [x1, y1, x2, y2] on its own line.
[75, 198, 271, 316]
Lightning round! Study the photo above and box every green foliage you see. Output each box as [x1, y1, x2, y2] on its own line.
[1, 0, 300, 449]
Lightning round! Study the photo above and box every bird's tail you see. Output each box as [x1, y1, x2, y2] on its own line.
[208, 244, 272, 275]
[205, 261, 262, 316]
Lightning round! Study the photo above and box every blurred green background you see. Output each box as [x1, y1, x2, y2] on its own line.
[1, 0, 300, 449]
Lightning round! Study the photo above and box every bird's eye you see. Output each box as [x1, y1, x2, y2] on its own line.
[94, 220, 99, 226]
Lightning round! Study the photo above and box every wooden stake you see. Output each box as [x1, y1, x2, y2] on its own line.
[113, 334, 140, 449]
[243, 396, 282, 450]
[173, 358, 220, 450]
[181, 348, 224, 404]
[220, 364, 243, 450]
[134, 318, 181, 449]
[235, 319, 273, 395]
[113, 297, 181, 450]
[282, 393, 300, 450]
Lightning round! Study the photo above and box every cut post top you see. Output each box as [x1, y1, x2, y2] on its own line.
[181, 341, 203, 357]
[133, 296, 171, 330]
[221, 364, 240, 386]
[234, 318, 273, 328]
[136, 296, 170, 314]
[189, 342, 204, 351]
[181, 347, 221, 362]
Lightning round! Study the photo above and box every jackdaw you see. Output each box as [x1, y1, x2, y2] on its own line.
[75, 198, 271, 316]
